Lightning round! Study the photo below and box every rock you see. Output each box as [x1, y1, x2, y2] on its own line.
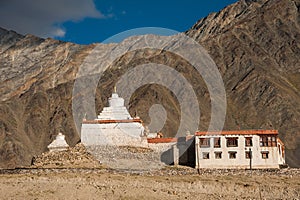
[32, 143, 102, 169]
[87, 145, 166, 171]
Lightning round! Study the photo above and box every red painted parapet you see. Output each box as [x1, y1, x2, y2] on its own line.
[147, 138, 178, 143]
[82, 119, 143, 124]
[147, 135, 194, 143]
[195, 130, 279, 136]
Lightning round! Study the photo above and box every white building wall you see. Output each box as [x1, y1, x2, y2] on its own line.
[81, 123, 146, 147]
[277, 143, 285, 165]
[195, 135, 282, 169]
[81, 91, 147, 147]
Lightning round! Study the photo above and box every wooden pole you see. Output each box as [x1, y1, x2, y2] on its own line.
[196, 137, 201, 175]
[249, 148, 252, 175]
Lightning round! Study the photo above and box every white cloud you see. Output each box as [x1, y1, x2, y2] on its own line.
[0, 0, 106, 38]
[51, 28, 66, 38]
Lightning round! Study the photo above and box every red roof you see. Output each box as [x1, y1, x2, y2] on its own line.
[147, 135, 194, 144]
[147, 138, 177, 143]
[195, 130, 278, 136]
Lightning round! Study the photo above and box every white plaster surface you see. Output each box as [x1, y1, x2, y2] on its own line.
[81, 92, 145, 146]
[97, 93, 132, 120]
[47, 133, 69, 152]
[81, 123, 146, 146]
[195, 135, 285, 169]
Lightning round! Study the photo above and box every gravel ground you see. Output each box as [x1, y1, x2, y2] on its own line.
[1, 144, 298, 199]
[86, 145, 167, 171]
[0, 167, 299, 200]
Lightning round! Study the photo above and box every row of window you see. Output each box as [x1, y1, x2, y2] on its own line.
[202, 151, 269, 159]
[199, 137, 252, 148]
[199, 135, 277, 148]
[260, 136, 277, 147]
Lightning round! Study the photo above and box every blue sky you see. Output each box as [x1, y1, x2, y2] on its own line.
[0, 0, 238, 44]
[63, 0, 238, 44]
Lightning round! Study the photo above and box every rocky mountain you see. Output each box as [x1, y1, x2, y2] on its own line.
[187, 0, 300, 167]
[0, 0, 299, 168]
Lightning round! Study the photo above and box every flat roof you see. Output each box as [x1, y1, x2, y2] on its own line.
[195, 130, 278, 136]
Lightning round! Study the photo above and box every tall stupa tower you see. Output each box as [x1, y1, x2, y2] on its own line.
[81, 88, 146, 146]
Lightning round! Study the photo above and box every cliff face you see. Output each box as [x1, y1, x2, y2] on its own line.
[0, 0, 299, 168]
[0, 28, 94, 168]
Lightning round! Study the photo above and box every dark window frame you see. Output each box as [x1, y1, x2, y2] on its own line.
[245, 151, 251, 159]
[229, 151, 237, 159]
[259, 135, 277, 147]
[226, 137, 238, 147]
[214, 152, 222, 159]
[202, 152, 210, 159]
[261, 151, 269, 159]
[245, 137, 253, 147]
[200, 138, 211, 148]
[214, 137, 221, 148]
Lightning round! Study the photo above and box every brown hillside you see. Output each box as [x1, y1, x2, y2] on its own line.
[0, 0, 299, 168]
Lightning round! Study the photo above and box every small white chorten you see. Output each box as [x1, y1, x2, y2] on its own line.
[48, 132, 69, 152]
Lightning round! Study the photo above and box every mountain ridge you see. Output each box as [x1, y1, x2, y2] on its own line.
[0, 0, 299, 168]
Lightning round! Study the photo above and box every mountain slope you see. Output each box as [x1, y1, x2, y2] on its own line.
[186, 0, 300, 167]
[0, 0, 299, 168]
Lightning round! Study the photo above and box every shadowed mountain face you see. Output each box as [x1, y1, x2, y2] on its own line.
[0, 0, 299, 168]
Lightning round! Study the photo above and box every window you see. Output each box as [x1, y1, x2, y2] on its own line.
[215, 152, 222, 159]
[200, 138, 210, 148]
[229, 151, 237, 159]
[272, 136, 277, 146]
[202, 152, 210, 159]
[267, 136, 272, 146]
[226, 137, 238, 147]
[245, 137, 253, 147]
[260, 136, 267, 146]
[245, 151, 251, 159]
[261, 151, 269, 159]
[214, 137, 221, 148]
[260, 135, 277, 147]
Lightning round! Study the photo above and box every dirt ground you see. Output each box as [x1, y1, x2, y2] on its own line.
[0, 168, 299, 200]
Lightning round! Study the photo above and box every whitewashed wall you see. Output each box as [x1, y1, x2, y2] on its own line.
[195, 135, 283, 169]
[81, 123, 146, 147]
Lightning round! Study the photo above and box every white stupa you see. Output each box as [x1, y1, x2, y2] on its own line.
[97, 91, 132, 120]
[47, 132, 69, 152]
[81, 87, 146, 146]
